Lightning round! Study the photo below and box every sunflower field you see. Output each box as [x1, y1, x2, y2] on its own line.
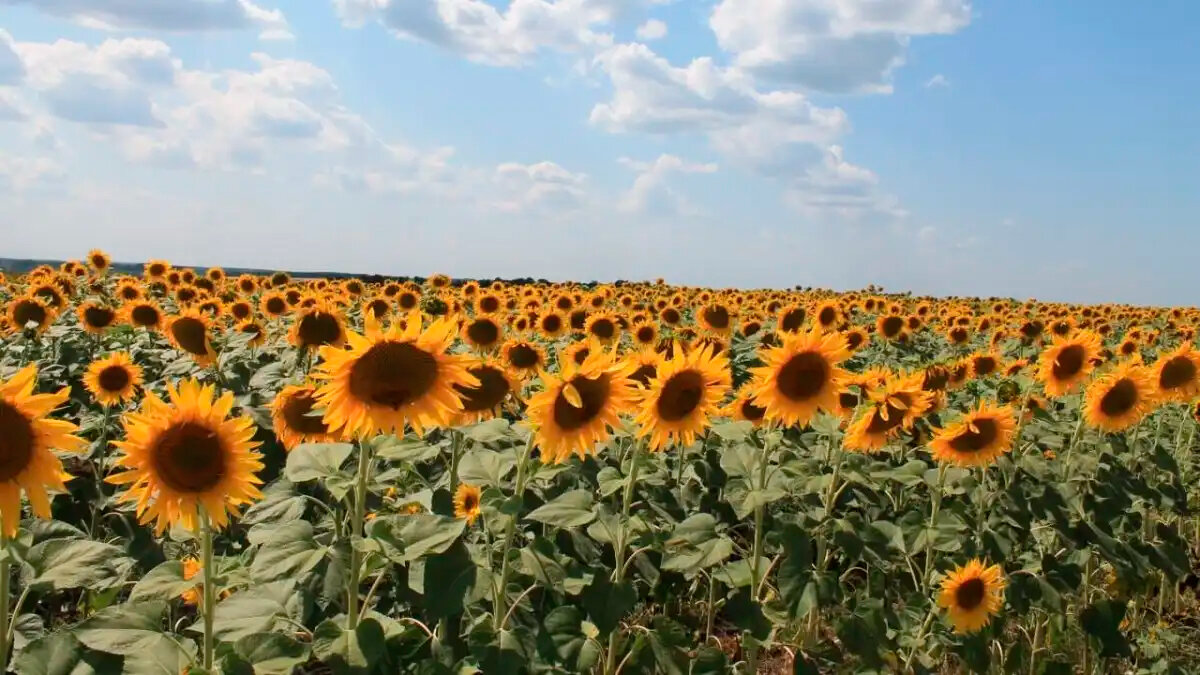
[0, 250, 1198, 675]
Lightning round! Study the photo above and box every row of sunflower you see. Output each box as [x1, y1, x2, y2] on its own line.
[0, 251, 1195, 673]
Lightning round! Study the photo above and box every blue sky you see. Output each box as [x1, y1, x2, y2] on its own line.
[1, 1, 1196, 306]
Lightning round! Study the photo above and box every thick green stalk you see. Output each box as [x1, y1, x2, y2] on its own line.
[347, 440, 373, 630]
[603, 440, 644, 675]
[494, 434, 534, 625]
[200, 510, 216, 671]
[922, 463, 949, 589]
[0, 533, 10, 675]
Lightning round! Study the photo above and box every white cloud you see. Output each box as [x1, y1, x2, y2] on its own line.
[924, 73, 949, 88]
[784, 145, 905, 220]
[1, 0, 292, 40]
[710, 0, 971, 93]
[0, 31, 24, 85]
[0, 153, 64, 191]
[635, 19, 667, 40]
[618, 153, 716, 215]
[493, 161, 588, 212]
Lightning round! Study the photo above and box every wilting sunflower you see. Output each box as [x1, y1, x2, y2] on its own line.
[1036, 331, 1102, 397]
[502, 339, 545, 377]
[1151, 343, 1200, 401]
[748, 327, 850, 427]
[166, 308, 217, 366]
[123, 301, 163, 331]
[938, 559, 1006, 634]
[7, 295, 55, 333]
[289, 303, 347, 350]
[87, 249, 112, 273]
[107, 379, 263, 533]
[451, 359, 519, 424]
[929, 402, 1017, 467]
[526, 347, 636, 464]
[83, 352, 143, 407]
[634, 345, 730, 451]
[462, 315, 504, 351]
[725, 390, 767, 426]
[271, 383, 338, 450]
[0, 365, 86, 536]
[313, 313, 478, 438]
[1083, 362, 1157, 432]
[453, 483, 482, 525]
[843, 377, 932, 452]
[77, 301, 118, 334]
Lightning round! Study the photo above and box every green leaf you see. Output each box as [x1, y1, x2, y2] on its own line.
[250, 520, 326, 583]
[285, 442, 353, 483]
[458, 449, 515, 486]
[526, 490, 596, 527]
[660, 514, 733, 573]
[423, 540, 477, 620]
[374, 438, 441, 463]
[129, 561, 196, 604]
[719, 443, 759, 478]
[367, 514, 466, 564]
[21, 540, 130, 591]
[204, 580, 297, 643]
[1080, 599, 1132, 658]
[121, 636, 197, 675]
[462, 418, 513, 443]
[12, 631, 122, 675]
[73, 601, 167, 656]
[540, 606, 600, 672]
[711, 421, 752, 442]
[312, 618, 387, 675]
[580, 576, 635, 637]
[233, 633, 309, 675]
[240, 488, 307, 527]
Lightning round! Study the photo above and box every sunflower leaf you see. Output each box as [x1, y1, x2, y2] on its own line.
[526, 490, 596, 527]
[285, 443, 353, 483]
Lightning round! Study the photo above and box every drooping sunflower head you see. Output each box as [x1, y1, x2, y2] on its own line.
[0, 365, 86, 536]
[502, 339, 545, 377]
[462, 315, 504, 351]
[313, 313, 479, 438]
[166, 308, 217, 366]
[107, 379, 264, 534]
[7, 295, 56, 333]
[634, 344, 731, 451]
[1037, 330, 1103, 397]
[843, 376, 932, 453]
[453, 483, 482, 524]
[123, 301, 163, 331]
[938, 559, 1006, 634]
[748, 327, 851, 428]
[289, 303, 347, 350]
[271, 383, 337, 451]
[1152, 343, 1200, 402]
[451, 359, 519, 424]
[525, 346, 636, 464]
[1084, 362, 1157, 432]
[83, 352, 143, 407]
[929, 402, 1018, 467]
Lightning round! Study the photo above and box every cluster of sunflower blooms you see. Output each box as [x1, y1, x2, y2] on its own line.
[1, 249, 1200, 639]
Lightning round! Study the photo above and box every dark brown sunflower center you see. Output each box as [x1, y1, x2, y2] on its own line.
[590, 319, 616, 340]
[555, 297, 573, 311]
[846, 332, 865, 350]
[131, 305, 159, 326]
[479, 297, 500, 313]
[1159, 356, 1197, 390]
[636, 326, 655, 343]
[171, 317, 209, 356]
[838, 391, 859, 410]
[90, 255, 107, 267]
[973, 356, 997, 376]
[176, 288, 197, 303]
[818, 307, 836, 326]
[780, 309, 806, 333]
[742, 321, 761, 337]
[864, 394, 911, 434]
[282, 391, 329, 435]
[1120, 341, 1137, 355]
[948, 417, 999, 453]
[777, 351, 829, 401]
[954, 577, 986, 611]
[462, 491, 479, 511]
[1052, 345, 1086, 380]
[120, 287, 140, 300]
[630, 364, 657, 387]
[98, 365, 131, 393]
[661, 308, 680, 324]
[12, 301, 46, 327]
[297, 312, 342, 347]
[151, 422, 226, 493]
[740, 399, 766, 421]
[149, 264, 166, 276]
[231, 303, 251, 320]
[948, 327, 968, 343]
[0, 400, 35, 482]
[508, 344, 539, 369]
[703, 306, 730, 330]
[881, 316, 905, 338]
[1099, 379, 1138, 417]
[397, 293, 418, 309]
[454, 366, 511, 412]
[655, 370, 704, 422]
[569, 310, 588, 331]
[366, 300, 389, 317]
[551, 374, 611, 431]
[466, 320, 499, 346]
[349, 341, 439, 410]
[542, 315, 562, 333]
[265, 297, 286, 314]
[571, 347, 590, 366]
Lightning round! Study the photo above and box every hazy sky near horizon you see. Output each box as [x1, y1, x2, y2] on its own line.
[1, 1, 1197, 306]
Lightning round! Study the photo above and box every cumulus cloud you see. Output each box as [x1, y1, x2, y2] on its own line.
[784, 145, 904, 220]
[635, 19, 667, 40]
[924, 73, 949, 88]
[0, 153, 64, 191]
[493, 161, 588, 212]
[1, 0, 292, 40]
[0, 31, 24, 84]
[710, 0, 971, 93]
[618, 154, 716, 215]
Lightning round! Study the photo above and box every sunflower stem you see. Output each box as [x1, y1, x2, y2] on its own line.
[604, 439, 644, 675]
[448, 430, 463, 494]
[347, 438, 373, 631]
[0, 532, 10, 674]
[494, 433, 534, 628]
[922, 462, 949, 590]
[200, 509, 216, 671]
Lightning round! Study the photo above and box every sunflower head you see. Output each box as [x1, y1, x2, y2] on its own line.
[929, 402, 1018, 467]
[166, 309, 217, 366]
[83, 352, 143, 407]
[776, 304, 808, 334]
[87, 249, 112, 272]
[453, 483, 482, 524]
[938, 559, 1006, 634]
[843, 376, 932, 452]
[502, 339, 545, 376]
[462, 315, 504, 351]
[634, 344, 730, 451]
[289, 303, 347, 350]
[1084, 362, 1157, 432]
[260, 292, 289, 318]
[7, 295, 56, 333]
[451, 359, 519, 424]
[123, 301, 163, 331]
[726, 390, 767, 426]
[1037, 331, 1102, 397]
[271, 383, 337, 450]
[585, 313, 621, 344]
[1152, 343, 1200, 402]
[748, 327, 850, 428]
[525, 346, 636, 464]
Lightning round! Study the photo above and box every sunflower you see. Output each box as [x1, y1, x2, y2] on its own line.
[396, 289, 421, 312]
[632, 322, 659, 348]
[144, 260, 171, 282]
[625, 349, 663, 388]
[814, 301, 841, 330]
[747, 327, 850, 427]
[502, 339, 545, 377]
[634, 345, 730, 451]
[313, 313, 478, 438]
[697, 303, 733, 335]
[877, 314, 907, 341]
[534, 311, 565, 339]
[1152, 343, 1200, 401]
[7, 295, 55, 333]
[585, 313, 621, 345]
[107, 379, 263, 533]
[659, 307, 682, 327]
[205, 267, 226, 283]
[929, 402, 1018, 467]
[843, 328, 868, 352]
[938, 559, 1006, 634]
[562, 341, 593, 369]
[0, 365, 86, 536]
[83, 352, 143, 407]
[968, 352, 1001, 379]
[271, 383, 338, 450]
[453, 483, 482, 525]
[123, 301, 163, 331]
[166, 309, 217, 366]
[1004, 359, 1029, 377]
[1036, 331, 1102, 397]
[260, 292, 289, 318]
[77, 301, 118, 334]
[289, 303, 347, 350]
[843, 377, 932, 452]
[452, 359, 519, 424]
[776, 304, 808, 334]
[725, 390, 767, 426]
[462, 315, 504, 351]
[115, 279, 144, 302]
[1083, 362, 1157, 432]
[525, 346, 636, 464]
[180, 558, 202, 606]
[87, 249, 112, 273]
